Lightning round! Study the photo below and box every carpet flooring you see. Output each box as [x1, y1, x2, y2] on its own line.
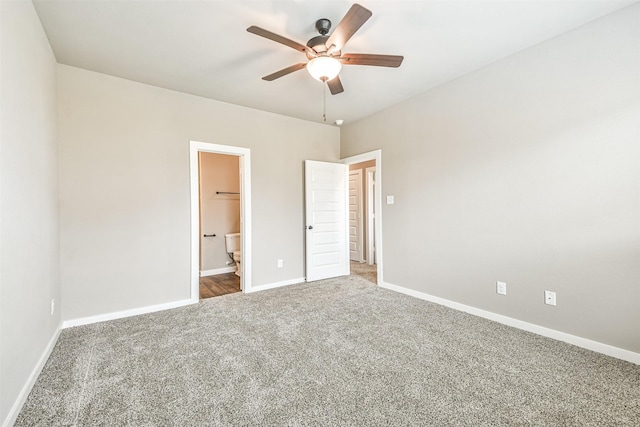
[15, 275, 640, 426]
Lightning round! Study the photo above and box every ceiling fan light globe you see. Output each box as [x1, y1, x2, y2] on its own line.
[307, 57, 342, 82]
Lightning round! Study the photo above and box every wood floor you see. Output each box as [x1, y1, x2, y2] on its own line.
[200, 272, 241, 299]
[201, 262, 374, 300]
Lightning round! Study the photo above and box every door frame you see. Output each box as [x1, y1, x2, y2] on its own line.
[342, 150, 383, 285]
[365, 166, 376, 265]
[189, 140, 252, 301]
[348, 169, 364, 262]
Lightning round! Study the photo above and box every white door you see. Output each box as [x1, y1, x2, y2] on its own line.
[305, 160, 349, 282]
[348, 170, 363, 262]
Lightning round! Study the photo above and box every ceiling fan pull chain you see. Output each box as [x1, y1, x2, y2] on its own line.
[323, 81, 327, 122]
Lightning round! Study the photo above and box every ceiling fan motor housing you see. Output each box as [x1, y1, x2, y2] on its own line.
[307, 19, 333, 56]
[306, 35, 329, 55]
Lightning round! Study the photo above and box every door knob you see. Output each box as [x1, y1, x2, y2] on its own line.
[307, 225, 314, 230]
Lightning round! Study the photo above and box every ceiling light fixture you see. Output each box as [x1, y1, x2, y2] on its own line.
[306, 56, 342, 82]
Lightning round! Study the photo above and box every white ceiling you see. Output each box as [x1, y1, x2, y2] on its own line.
[33, 0, 636, 125]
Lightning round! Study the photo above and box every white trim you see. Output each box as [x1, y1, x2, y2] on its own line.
[190, 141, 252, 300]
[342, 150, 383, 286]
[348, 169, 364, 262]
[3, 325, 62, 427]
[200, 266, 236, 277]
[365, 166, 376, 265]
[62, 299, 194, 328]
[246, 277, 305, 293]
[379, 281, 640, 365]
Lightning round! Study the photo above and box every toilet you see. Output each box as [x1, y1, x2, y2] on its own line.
[224, 233, 241, 277]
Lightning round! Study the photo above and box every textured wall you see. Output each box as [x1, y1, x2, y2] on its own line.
[341, 5, 640, 352]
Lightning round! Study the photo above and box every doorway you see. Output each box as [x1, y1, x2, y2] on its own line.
[198, 152, 242, 299]
[342, 150, 383, 286]
[190, 141, 252, 302]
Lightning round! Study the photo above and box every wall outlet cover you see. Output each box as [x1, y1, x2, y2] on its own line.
[545, 290, 557, 306]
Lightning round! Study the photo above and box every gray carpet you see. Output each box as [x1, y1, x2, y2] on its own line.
[15, 275, 640, 426]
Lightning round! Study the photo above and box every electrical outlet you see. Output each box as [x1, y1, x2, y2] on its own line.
[496, 281, 507, 295]
[277, 259, 283, 268]
[545, 291, 556, 306]
[51, 298, 55, 316]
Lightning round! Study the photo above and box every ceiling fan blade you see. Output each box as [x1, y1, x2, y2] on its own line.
[325, 4, 372, 52]
[247, 26, 309, 54]
[340, 53, 404, 68]
[327, 76, 344, 95]
[262, 63, 307, 81]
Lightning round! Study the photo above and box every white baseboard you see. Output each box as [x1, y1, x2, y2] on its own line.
[62, 276, 304, 329]
[62, 299, 195, 328]
[3, 323, 62, 427]
[379, 281, 640, 365]
[247, 277, 305, 293]
[200, 266, 236, 277]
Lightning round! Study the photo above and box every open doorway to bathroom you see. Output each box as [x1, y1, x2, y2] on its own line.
[198, 152, 241, 299]
[342, 150, 382, 286]
[189, 141, 252, 302]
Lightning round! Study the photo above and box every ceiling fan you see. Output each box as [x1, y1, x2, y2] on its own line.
[247, 3, 403, 95]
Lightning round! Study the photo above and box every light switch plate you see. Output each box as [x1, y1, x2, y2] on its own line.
[496, 281, 507, 295]
[386, 195, 394, 205]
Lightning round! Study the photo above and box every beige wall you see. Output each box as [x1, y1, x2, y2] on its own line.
[199, 152, 240, 272]
[58, 65, 340, 321]
[341, 5, 640, 353]
[0, 1, 61, 424]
